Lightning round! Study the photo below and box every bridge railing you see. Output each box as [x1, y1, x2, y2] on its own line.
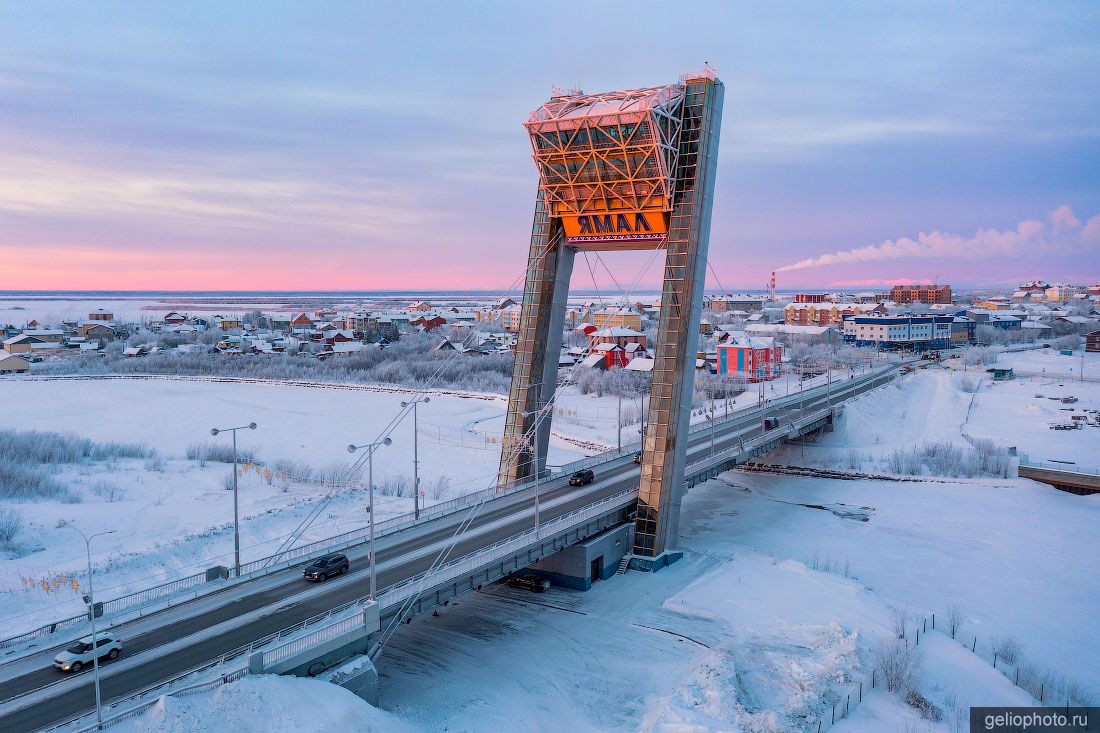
[45, 489, 639, 733]
[261, 612, 365, 668]
[1018, 455, 1100, 477]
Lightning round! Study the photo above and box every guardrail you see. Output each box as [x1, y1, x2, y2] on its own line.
[7, 366, 895, 656]
[101, 569, 211, 616]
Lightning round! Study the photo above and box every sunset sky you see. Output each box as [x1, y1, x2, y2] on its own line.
[2, 2, 1098, 291]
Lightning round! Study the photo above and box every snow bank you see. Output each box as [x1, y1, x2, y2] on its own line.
[111, 675, 417, 733]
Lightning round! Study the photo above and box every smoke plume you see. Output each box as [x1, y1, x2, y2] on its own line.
[777, 205, 1100, 272]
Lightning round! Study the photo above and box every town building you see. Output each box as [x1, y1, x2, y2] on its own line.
[80, 322, 115, 339]
[794, 293, 827, 303]
[588, 326, 647, 352]
[741, 323, 839, 344]
[784, 302, 885, 326]
[290, 313, 315, 334]
[0, 353, 30, 373]
[716, 332, 782, 380]
[705, 295, 765, 312]
[1044, 284, 1074, 303]
[87, 309, 114, 322]
[591, 306, 643, 330]
[889, 284, 952, 305]
[843, 314, 954, 349]
[977, 296, 1014, 310]
[501, 304, 523, 333]
[410, 314, 446, 331]
[1086, 330, 1099, 353]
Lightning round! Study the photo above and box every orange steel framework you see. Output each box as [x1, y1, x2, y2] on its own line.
[500, 68, 724, 563]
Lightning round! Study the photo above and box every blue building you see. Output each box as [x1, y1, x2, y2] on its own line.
[842, 313, 955, 350]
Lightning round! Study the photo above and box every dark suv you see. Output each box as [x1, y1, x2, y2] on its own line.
[507, 572, 550, 593]
[303, 553, 350, 581]
[568, 469, 595, 486]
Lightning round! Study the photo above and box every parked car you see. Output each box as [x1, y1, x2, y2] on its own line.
[763, 417, 780, 430]
[303, 552, 350, 581]
[633, 452, 642, 464]
[569, 469, 595, 486]
[54, 632, 122, 673]
[507, 572, 550, 593]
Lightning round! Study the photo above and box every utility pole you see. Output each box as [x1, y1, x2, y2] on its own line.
[210, 421, 257, 578]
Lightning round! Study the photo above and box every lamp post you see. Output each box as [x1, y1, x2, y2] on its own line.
[400, 396, 430, 519]
[62, 522, 116, 729]
[210, 422, 256, 578]
[348, 437, 392, 600]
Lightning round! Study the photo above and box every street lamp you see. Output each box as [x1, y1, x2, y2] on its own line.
[210, 421, 256, 578]
[400, 396, 430, 520]
[348, 437, 392, 600]
[61, 522, 116, 730]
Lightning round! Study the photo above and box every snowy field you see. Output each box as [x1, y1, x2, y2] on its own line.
[989, 347, 1099, 380]
[0, 378, 590, 636]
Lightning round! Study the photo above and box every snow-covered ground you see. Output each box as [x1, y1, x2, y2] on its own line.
[965, 373, 1099, 463]
[989, 347, 1099, 380]
[0, 378, 590, 635]
[367, 461, 1098, 732]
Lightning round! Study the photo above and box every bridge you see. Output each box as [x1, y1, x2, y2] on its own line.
[0, 364, 897, 732]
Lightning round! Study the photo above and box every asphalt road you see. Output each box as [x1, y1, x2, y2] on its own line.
[0, 367, 894, 732]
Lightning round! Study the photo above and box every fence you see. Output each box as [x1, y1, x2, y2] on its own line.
[811, 608, 1094, 733]
[932, 615, 1095, 708]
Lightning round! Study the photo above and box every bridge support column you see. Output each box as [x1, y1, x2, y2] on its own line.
[632, 74, 724, 559]
[499, 197, 574, 485]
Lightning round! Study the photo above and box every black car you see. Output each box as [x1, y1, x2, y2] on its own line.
[507, 573, 550, 593]
[633, 452, 642, 464]
[303, 552, 350, 581]
[569, 469, 595, 486]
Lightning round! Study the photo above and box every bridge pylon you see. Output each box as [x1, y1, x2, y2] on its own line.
[499, 69, 724, 563]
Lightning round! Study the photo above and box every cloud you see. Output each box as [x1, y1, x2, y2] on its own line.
[778, 205, 1100, 272]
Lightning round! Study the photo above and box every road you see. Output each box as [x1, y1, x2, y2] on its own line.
[0, 366, 895, 732]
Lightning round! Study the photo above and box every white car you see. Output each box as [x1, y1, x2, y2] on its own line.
[53, 632, 122, 672]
